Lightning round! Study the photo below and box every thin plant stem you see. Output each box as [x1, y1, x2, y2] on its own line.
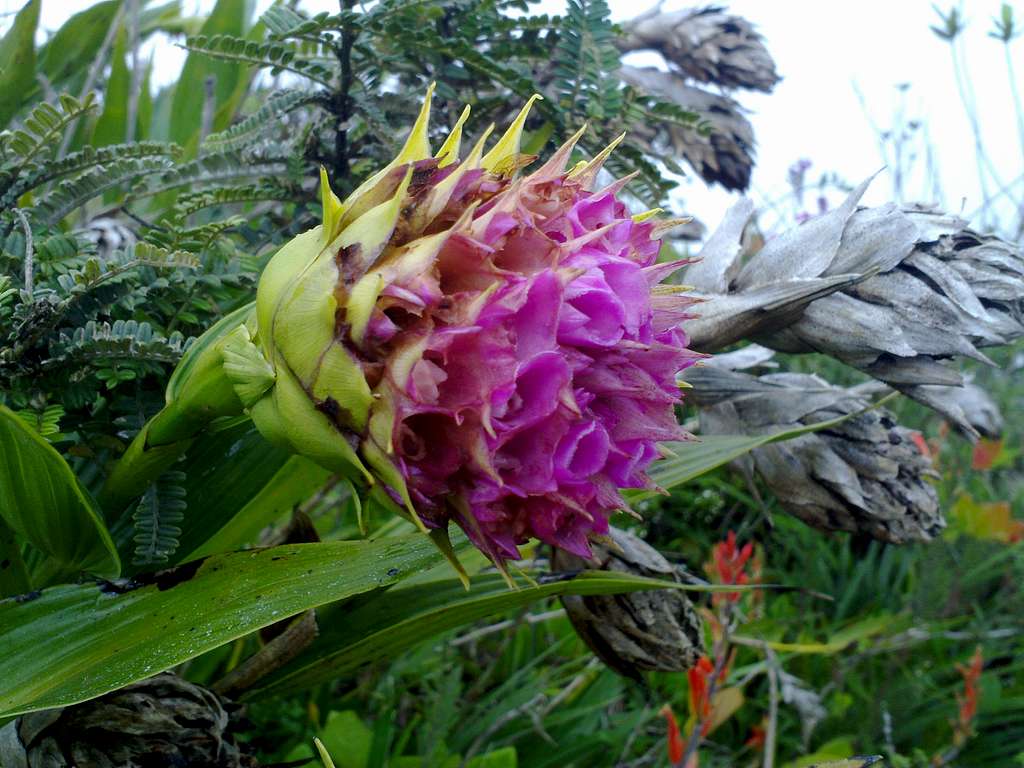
[13, 208, 33, 296]
[1002, 40, 1024, 235]
[762, 643, 779, 768]
[125, 0, 141, 143]
[59, 5, 125, 158]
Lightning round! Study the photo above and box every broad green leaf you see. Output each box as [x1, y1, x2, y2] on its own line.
[318, 710, 372, 768]
[0, 0, 39, 129]
[149, 83, 175, 142]
[139, 1, 203, 37]
[178, 424, 331, 562]
[91, 23, 130, 147]
[169, 0, 257, 155]
[0, 518, 30, 598]
[466, 749, 518, 768]
[780, 737, 856, 768]
[36, 0, 120, 93]
[135, 60, 153, 140]
[248, 570, 705, 699]
[0, 534, 448, 717]
[0, 406, 119, 578]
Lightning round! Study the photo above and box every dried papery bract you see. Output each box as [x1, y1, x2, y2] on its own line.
[551, 526, 704, 677]
[619, 5, 780, 92]
[684, 183, 1024, 438]
[105, 89, 702, 570]
[0, 673, 252, 768]
[688, 366, 944, 543]
[616, 5, 779, 192]
[621, 65, 756, 192]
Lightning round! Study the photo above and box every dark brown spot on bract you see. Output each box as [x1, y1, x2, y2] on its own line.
[336, 243, 364, 287]
[14, 589, 42, 603]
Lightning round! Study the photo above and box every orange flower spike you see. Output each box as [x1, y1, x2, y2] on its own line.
[955, 645, 984, 737]
[660, 704, 684, 765]
[687, 656, 717, 738]
[706, 530, 755, 604]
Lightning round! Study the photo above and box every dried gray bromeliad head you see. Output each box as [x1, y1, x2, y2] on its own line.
[551, 526, 704, 678]
[683, 179, 1024, 439]
[688, 365, 943, 543]
[0, 673, 253, 768]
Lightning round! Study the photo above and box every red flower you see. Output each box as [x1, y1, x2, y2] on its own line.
[660, 703, 684, 764]
[745, 722, 767, 750]
[686, 655, 730, 739]
[705, 531, 755, 603]
[910, 431, 932, 459]
[954, 646, 983, 744]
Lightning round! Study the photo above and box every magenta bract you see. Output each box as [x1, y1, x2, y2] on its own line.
[369, 137, 702, 562]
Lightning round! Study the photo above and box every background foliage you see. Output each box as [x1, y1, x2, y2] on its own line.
[0, 1, 1020, 766]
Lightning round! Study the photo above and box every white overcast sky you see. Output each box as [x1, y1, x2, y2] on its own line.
[3, 0, 1021, 232]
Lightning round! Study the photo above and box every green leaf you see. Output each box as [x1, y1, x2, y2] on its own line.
[0, 518, 30, 598]
[91, 23, 130, 147]
[136, 59, 153, 140]
[0, 0, 40, 129]
[37, 0, 120, 92]
[317, 710, 373, 768]
[0, 534, 448, 718]
[0, 406, 119, 579]
[172, 423, 331, 562]
[169, 0, 257, 155]
[248, 569, 697, 699]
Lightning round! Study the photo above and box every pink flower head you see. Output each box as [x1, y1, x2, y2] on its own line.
[259, 90, 702, 567]
[374, 136, 702, 564]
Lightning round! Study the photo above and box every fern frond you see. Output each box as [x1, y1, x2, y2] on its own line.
[432, 42, 544, 107]
[261, 6, 346, 41]
[1, 142, 181, 210]
[169, 181, 302, 221]
[552, 0, 623, 120]
[139, 151, 288, 198]
[0, 275, 15, 317]
[132, 470, 187, 566]
[55, 243, 198, 297]
[35, 233, 86, 265]
[174, 216, 247, 252]
[0, 93, 98, 171]
[31, 156, 176, 225]
[181, 35, 335, 86]
[263, 1, 430, 41]
[49, 319, 188, 367]
[14, 404, 64, 439]
[202, 90, 322, 152]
